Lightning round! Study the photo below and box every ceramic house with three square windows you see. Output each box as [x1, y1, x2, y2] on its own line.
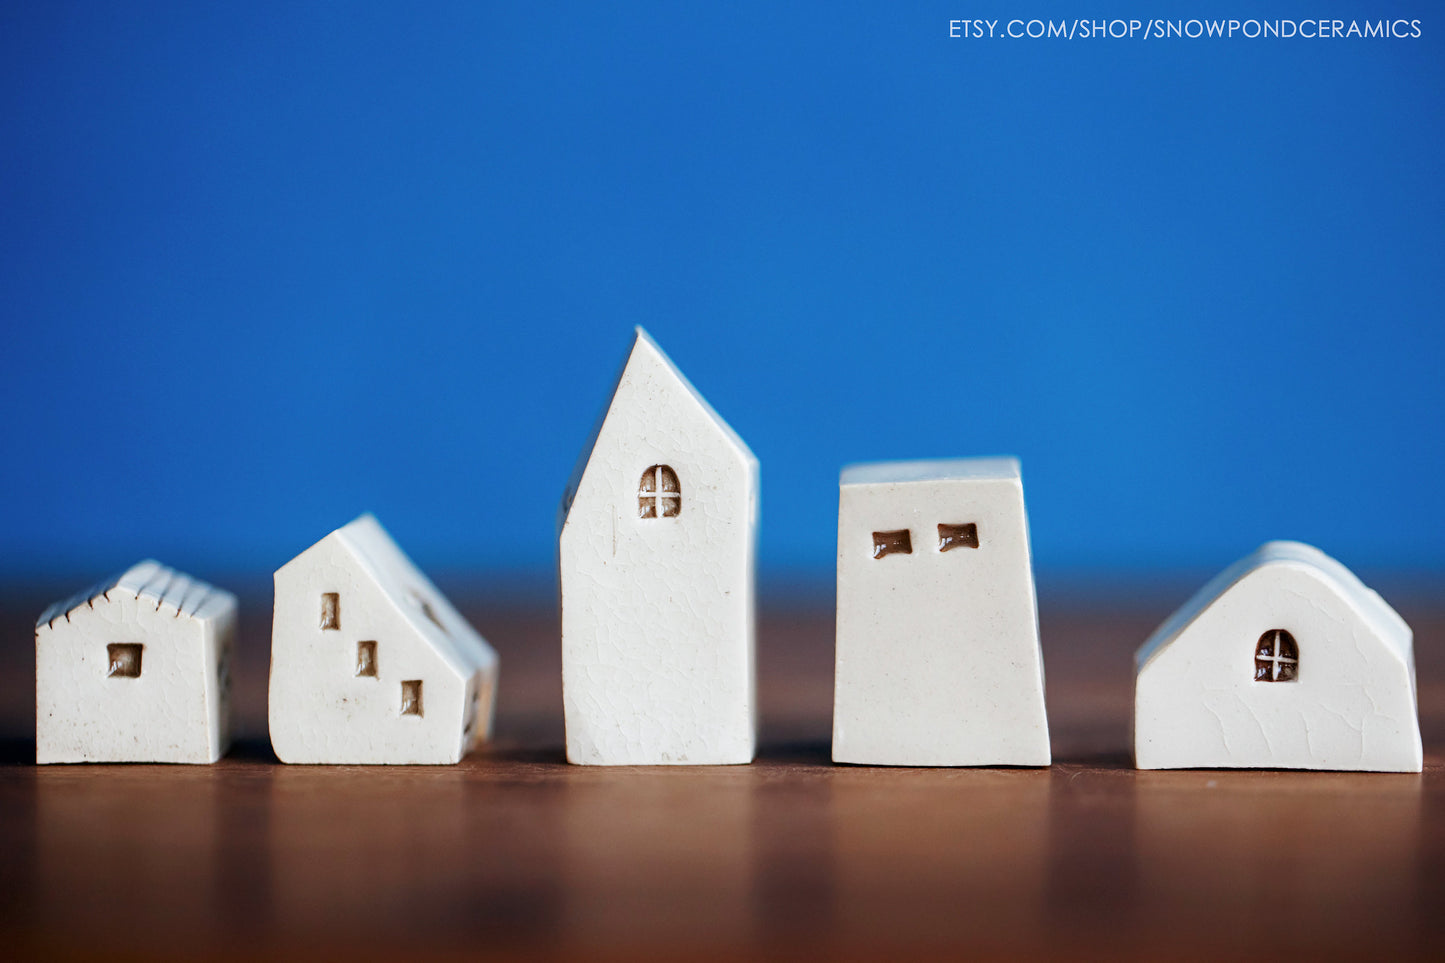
[833, 458, 1051, 766]
[1133, 540, 1422, 772]
[36, 560, 236, 764]
[268, 513, 499, 765]
[558, 328, 759, 765]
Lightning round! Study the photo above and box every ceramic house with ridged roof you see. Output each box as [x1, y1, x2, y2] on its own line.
[558, 328, 759, 765]
[269, 513, 499, 765]
[36, 560, 237, 764]
[1134, 541, 1422, 772]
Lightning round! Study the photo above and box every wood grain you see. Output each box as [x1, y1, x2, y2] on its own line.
[2, 588, 1443, 960]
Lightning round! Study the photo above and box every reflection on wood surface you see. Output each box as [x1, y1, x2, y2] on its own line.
[1, 596, 1443, 959]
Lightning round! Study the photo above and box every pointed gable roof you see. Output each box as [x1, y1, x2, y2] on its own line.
[37, 560, 233, 630]
[558, 327, 756, 531]
[1135, 540, 1412, 673]
[281, 514, 496, 681]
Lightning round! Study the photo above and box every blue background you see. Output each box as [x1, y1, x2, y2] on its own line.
[2, 3, 1441, 586]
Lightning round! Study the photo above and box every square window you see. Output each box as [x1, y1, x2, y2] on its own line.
[401, 679, 423, 717]
[356, 641, 378, 678]
[872, 529, 912, 559]
[107, 643, 143, 678]
[938, 522, 979, 552]
[320, 593, 340, 630]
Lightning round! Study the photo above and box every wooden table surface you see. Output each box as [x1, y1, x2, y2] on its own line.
[1, 584, 1443, 961]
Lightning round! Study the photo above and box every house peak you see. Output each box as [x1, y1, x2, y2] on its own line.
[558, 328, 755, 532]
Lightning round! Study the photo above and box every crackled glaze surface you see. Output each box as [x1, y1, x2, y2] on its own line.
[35, 560, 235, 764]
[268, 514, 498, 765]
[558, 329, 758, 765]
[1134, 540, 1422, 771]
[833, 458, 1050, 767]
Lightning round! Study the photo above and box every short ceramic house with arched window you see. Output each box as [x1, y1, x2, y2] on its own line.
[1133, 540, 1422, 772]
[558, 328, 759, 765]
[268, 513, 498, 765]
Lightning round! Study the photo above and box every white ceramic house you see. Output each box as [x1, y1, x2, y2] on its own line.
[558, 328, 759, 765]
[1134, 541, 1422, 772]
[36, 560, 236, 764]
[268, 513, 498, 765]
[833, 458, 1051, 766]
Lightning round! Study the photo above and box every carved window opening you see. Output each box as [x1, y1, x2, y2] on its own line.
[107, 643, 143, 678]
[217, 635, 232, 701]
[320, 593, 340, 630]
[639, 465, 681, 519]
[356, 641, 378, 678]
[938, 523, 979, 552]
[408, 589, 448, 635]
[401, 680, 424, 716]
[463, 684, 481, 743]
[872, 529, 912, 559]
[1254, 629, 1299, 682]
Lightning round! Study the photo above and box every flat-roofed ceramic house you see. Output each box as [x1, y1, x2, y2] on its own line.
[269, 513, 498, 765]
[1134, 540, 1422, 772]
[558, 328, 759, 765]
[36, 560, 236, 764]
[833, 457, 1051, 766]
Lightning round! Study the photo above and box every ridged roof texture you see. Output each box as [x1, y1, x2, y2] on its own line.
[37, 560, 233, 629]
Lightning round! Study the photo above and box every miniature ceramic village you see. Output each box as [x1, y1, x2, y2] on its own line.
[34, 329, 1424, 773]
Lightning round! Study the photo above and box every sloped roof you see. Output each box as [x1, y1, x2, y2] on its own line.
[558, 327, 756, 531]
[312, 514, 496, 681]
[1134, 540, 1412, 673]
[37, 560, 233, 629]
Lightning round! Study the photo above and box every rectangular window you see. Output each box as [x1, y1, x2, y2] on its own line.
[320, 593, 340, 630]
[872, 529, 912, 559]
[462, 688, 479, 742]
[938, 522, 979, 552]
[107, 643, 143, 678]
[356, 641, 377, 678]
[401, 680, 423, 717]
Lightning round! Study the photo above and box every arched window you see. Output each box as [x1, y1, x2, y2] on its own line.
[1254, 629, 1298, 682]
[639, 465, 681, 518]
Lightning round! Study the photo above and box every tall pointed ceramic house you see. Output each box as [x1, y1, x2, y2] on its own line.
[558, 328, 759, 765]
